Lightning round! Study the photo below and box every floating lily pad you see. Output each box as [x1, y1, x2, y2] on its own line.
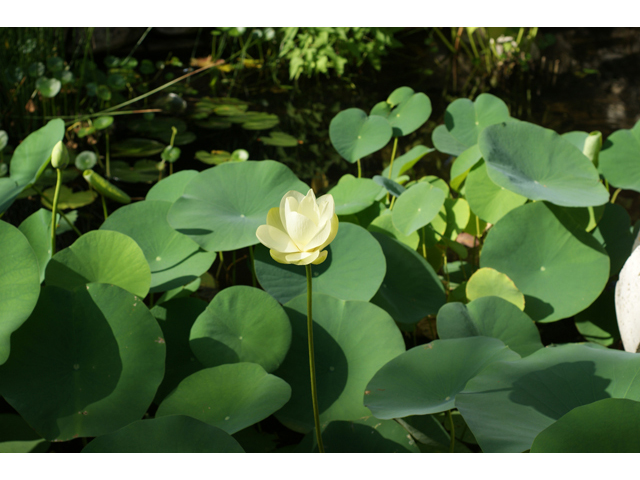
[328, 176, 384, 215]
[0, 284, 165, 441]
[156, 363, 291, 435]
[190, 286, 292, 372]
[275, 293, 405, 433]
[329, 108, 392, 163]
[241, 113, 279, 130]
[364, 337, 519, 420]
[0, 221, 41, 365]
[45, 230, 151, 298]
[195, 150, 231, 165]
[146, 170, 198, 203]
[18, 209, 55, 283]
[259, 132, 299, 147]
[465, 267, 525, 310]
[100, 200, 215, 292]
[370, 232, 445, 325]
[151, 297, 207, 403]
[194, 118, 232, 129]
[392, 182, 446, 236]
[111, 138, 165, 158]
[531, 398, 640, 453]
[74, 151, 97, 170]
[456, 343, 640, 452]
[0, 414, 49, 453]
[444, 94, 510, 148]
[254, 222, 386, 304]
[480, 202, 609, 322]
[168, 160, 308, 252]
[41, 185, 97, 210]
[82, 415, 244, 453]
[110, 160, 162, 183]
[437, 296, 542, 357]
[479, 120, 609, 207]
[465, 161, 527, 224]
[599, 120, 640, 193]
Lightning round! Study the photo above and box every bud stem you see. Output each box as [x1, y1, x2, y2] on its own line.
[50, 168, 63, 255]
[306, 264, 325, 453]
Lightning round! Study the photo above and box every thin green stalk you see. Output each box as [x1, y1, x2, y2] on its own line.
[386, 137, 399, 203]
[101, 194, 108, 220]
[467, 29, 480, 58]
[216, 251, 225, 280]
[611, 188, 622, 204]
[447, 410, 456, 453]
[248, 245, 257, 287]
[122, 27, 152, 66]
[105, 132, 111, 178]
[356, 159, 362, 178]
[420, 227, 427, 259]
[433, 27, 456, 54]
[50, 168, 63, 255]
[32, 185, 82, 237]
[305, 264, 325, 453]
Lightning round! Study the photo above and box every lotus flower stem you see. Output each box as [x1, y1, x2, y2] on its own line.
[306, 264, 325, 453]
[50, 168, 63, 255]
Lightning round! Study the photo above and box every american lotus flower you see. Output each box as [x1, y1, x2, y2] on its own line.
[256, 189, 339, 266]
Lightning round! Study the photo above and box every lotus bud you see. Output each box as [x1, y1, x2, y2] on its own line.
[51, 140, 69, 169]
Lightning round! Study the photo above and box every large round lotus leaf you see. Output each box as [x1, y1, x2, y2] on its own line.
[329, 108, 392, 163]
[111, 138, 165, 157]
[0, 414, 49, 453]
[365, 337, 518, 420]
[530, 398, 640, 453]
[10, 119, 64, 187]
[276, 293, 405, 433]
[387, 92, 432, 137]
[456, 343, 640, 453]
[575, 286, 619, 347]
[592, 202, 634, 276]
[392, 182, 446, 236]
[465, 161, 527, 224]
[465, 267, 525, 310]
[444, 93, 510, 148]
[0, 221, 40, 365]
[100, 200, 215, 292]
[45, 230, 151, 298]
[437, 296, 542, 357]
[146, 170, 199, 203]
[82, 415, 244, 453]
[0, 284, 165, 441]
[151, 297, 206, 403]
[254, 222, 386, 304]
[480, 202, 609, 322]
[599, 120, 640, 192]
[328, 176, 384, 215]
[368, 209, 419, 250]
[432, 124, 468, 157]
[156, 363, 291, 435]
[168, 161, 308, 252]
[18, 208, 55, 283]
[299, 417, 419, 453]
[479, 120, 609, 207]
[189, 286, 291, 372]
[381, 145, 433, 179]
[370, 232, 445, 324]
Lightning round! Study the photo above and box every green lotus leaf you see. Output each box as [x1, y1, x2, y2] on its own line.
[328, 176, 384, 215]
[45, 230, 151, 298]
[392, 182, 446, 236]
[432, 124, 468, 157]
[93, 116, 114, 130]
[190, 286, 292, 372]
[168, 160, 308, 252]
[599, 120, 640, 193]
[365, 337, 519, 419]
[531, 398, 640, 453]
[35, 77, 61, 98]
[445, 93, 510, 148]
[575, 287, 620, 347]
[367, 209, 419, 250]
[110, 160, 162, 183]
[146, 170, 198, 203]
[437, 296, 542, 357]
[386, 92, 432, 137]
[0, 221, 41, 365]
[259, 132, 299, 147]
[480, 202, 609, 322]
[591, 202, 634, 276]
[381, 145, 434, 179]
[479, 120, 609, 207]
[41, 185, 97, 210]
[275, 293, 405, 433]
[329, 108, 392, 163]
[74, 151, 97, 170]
[111, 138, 165, 158]
[18, 208, 56, 283]
[0, 414, 49, 453]
[370, 232, 445, 324]
[457, 343, 640, 452]
[0, 284, 165, 441]
[465, 267, 525, 310]
[254, 222, 386, 304]
[156, 363, 291, 435]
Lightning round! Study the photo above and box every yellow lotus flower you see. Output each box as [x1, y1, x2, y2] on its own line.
[256, 189, 339, 266]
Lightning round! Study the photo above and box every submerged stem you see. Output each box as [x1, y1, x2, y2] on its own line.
[306, 264, 325, 453]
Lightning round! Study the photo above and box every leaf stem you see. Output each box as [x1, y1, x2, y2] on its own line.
[611, 188, 621, 204]
[306, 264, 325, 453]
[101, 194, 108, 220]
[357, 159, 362, 178]
[447, 409, 456, 453]
[386, 137, 399, 203]
[248, 245, 257, 287]
[50, 168, 63, 255]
